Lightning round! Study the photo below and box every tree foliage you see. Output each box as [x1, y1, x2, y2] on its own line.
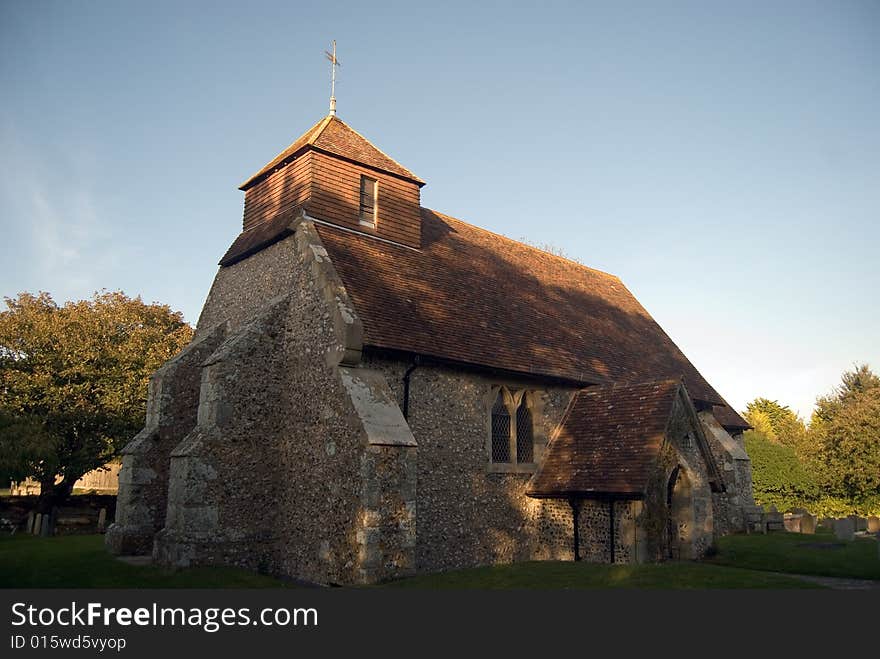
[0, 291, 192, 509]
[810, 364, 880, 502]
[743, 429, 819, 511]
[743, 398, 807, 449]
[743, 364, 880, 515]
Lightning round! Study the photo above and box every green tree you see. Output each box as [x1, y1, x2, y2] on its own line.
[743, 429, 819, 510]
[810, 364, 880, 502]
[743, 397, 808, 451]
[0, 291, 192, 511]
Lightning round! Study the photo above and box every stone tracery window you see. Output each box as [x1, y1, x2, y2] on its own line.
[516, 399, 534, 463]
[489, 387, 536, 466]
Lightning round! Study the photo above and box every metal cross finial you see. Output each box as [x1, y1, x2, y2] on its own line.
[325, 40, 341, 116]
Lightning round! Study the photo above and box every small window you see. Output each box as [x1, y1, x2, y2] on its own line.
[516, 399, 534, 463]
[491, 391, 511, 463]
[359, 175, 377, 227]
[682, 432, 694, 449]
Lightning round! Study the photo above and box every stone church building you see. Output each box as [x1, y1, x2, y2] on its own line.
[107, 112, 755, 584]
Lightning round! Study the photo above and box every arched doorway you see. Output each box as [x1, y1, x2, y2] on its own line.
[666, 466, 695, 560]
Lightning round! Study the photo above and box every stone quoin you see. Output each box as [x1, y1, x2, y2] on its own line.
[107, 112, 756, 584]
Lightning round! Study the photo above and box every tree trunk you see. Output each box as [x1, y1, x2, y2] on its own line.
[36, 476, 77, 514]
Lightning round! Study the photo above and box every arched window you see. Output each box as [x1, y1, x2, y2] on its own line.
[491, 390, 511, 463]
[516, 398, 534, 463]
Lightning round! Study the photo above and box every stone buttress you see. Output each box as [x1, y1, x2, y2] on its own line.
[108, 215, 417, 584]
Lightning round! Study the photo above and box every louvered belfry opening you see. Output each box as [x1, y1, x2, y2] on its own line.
[491, 391, 511, 463]
[359, 175, 377, 227]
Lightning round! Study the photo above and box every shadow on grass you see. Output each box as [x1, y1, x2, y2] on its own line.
[383, 560, 819, 589]
[7, 532, 868, 589]
[0, 535, 290, 588]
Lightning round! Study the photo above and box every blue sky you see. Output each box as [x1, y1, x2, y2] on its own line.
[1, 0, 878, 419]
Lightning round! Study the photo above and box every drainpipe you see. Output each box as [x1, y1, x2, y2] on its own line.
[569, 497, 581, 561]
[402, 356, 421, 420]
[609, 499, 616, 564]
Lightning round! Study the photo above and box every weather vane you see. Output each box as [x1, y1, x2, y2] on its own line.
[325, 40, 341, 116]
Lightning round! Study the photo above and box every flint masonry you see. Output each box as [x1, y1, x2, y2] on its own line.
[107, 112, 756, 584]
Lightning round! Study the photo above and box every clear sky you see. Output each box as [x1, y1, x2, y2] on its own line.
[1, 1, 878, 419]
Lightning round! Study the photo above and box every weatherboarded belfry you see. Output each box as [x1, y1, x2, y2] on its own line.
[107, 111, 756, 584]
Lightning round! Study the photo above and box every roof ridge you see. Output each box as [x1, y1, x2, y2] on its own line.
[308, 114, 335, 145]
[424, 207, 624, 283]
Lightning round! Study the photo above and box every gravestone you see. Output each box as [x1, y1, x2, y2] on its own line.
[868, 516, 880, 534]
[32, 513, 42, 536]
[834, 517, 855, 542]
[800, 514, 817, 535]
[854, 517, 868, 532]
[97, 508, 107, 532]
[25, 512, 35, 535]
[764, 508, 785, 533]
[39, 514, 51, 537]
[783, 514, 803, 533]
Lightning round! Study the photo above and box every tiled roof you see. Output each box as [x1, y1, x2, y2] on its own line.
[527, 380, 681, 497]
[315, 209, 745, 426]
[239, 115, 423, 190]
[711, 403, 750, 431]
[214, 205, 748, 428]
[218, 209, 297, 267]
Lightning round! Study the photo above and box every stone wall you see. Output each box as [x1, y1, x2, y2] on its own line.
[153, 297, 290, 572]
[639, 392, 715, 561]
[194, 236, 303, 338]
[106, 324, 227, 555]
[698, 411, 754, 535]
[576, 499, 640, 564]
[362, 352, 575, 572]
[145, 221, 414, 585]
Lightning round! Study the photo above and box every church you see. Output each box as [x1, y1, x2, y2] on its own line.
[107, 104, 756, 584]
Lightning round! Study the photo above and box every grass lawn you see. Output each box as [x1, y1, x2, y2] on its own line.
[5, 532, 875, 589]
[710, 531, 880, 581]
[384, 560, 818, 589]
[0, 535, 289, 588]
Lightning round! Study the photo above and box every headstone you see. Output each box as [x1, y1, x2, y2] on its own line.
[39, 514, 51, 537]
[783, 513, 802, 533]
[868, 516, 880, 534]
[765, 510, 785, 533]
[97, 508, 107, 532]
[32, 513, 42, 536]
[855, 517, 868, 532]
[25, 512, 35, 535]
[800, 514, 817, 535]
[834, 517, 855, 542]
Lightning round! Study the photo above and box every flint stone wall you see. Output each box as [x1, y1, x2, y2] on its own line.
[362, 352, 575, 571]
[575, 499, 640, 564]
[195, 236, 302, 338]
[106, 323, 227, 555]
[114, 223, 415, 584]
[698, 411, 753, 536]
